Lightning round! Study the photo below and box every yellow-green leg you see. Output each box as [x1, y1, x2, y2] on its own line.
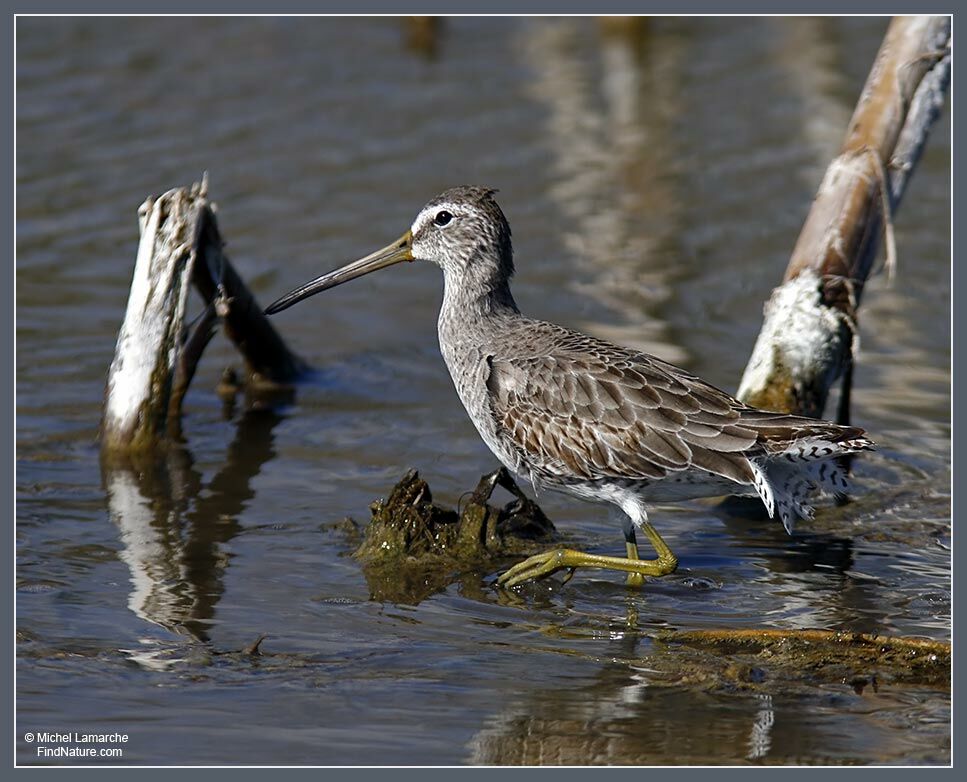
[497, 518, 678, 589]
[625, 528, 645, 588]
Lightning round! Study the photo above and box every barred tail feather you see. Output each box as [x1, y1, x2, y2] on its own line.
[772, 434, 875, 463]
[750, 454, 855, 534]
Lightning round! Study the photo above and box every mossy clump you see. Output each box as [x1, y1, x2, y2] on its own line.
[355, 468, 555, 562]
[352, 468, 556, 602]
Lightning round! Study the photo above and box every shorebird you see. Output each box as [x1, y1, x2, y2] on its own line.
[266, 186, 874, 588]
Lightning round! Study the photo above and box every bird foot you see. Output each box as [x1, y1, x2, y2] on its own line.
[496, 548, 585, 588]
[470, 466, 528, 505]
[625, 572, 645, 588]
[496, 547, 677, 589]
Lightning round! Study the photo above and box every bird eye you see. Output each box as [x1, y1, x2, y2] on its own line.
[434, 210, 453, 226]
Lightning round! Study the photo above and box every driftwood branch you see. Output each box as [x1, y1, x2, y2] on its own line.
[737, 16, 950, 417]
[102, 183, 203, 451]
[102, 177, 308, 452]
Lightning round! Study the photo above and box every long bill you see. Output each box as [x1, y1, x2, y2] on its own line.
[264, 231, 413, 314]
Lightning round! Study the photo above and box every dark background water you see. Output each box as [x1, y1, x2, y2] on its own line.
[17, 16, 950, 765]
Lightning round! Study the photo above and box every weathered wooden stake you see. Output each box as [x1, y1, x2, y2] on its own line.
[102, 177, 307, 452]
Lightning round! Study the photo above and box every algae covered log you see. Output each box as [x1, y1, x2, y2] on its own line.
[658, 627, 950, 688]
[737, 16, 950, 418]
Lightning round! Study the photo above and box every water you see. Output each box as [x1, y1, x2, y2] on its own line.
[16, 16, 950, 765]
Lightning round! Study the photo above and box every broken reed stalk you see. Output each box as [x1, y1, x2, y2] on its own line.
[102, 178, 308, 452]
[737, 16, 950, 418]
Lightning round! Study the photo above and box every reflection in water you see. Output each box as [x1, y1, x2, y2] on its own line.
[467, 604, 947, 765]
[466, 625, 785, 765]
[747, 694, 775, 761]
[519, 18, 688, 361]
[713, 502, 906, 634]
[402, 16, 443, 60]
[102, 408, 283, 647]
[769, 17, 853, 182]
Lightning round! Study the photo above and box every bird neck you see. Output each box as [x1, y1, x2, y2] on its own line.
[439, 267, 521, 341]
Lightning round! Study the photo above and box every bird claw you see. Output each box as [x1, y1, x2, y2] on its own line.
[471, 466, 529, 506]
[495, 544, 676, 589]
[625, 572, 645, 588]
[496, 548, 575, 589]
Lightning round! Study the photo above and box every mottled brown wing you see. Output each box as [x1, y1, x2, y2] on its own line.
[485, 344, 761, 485]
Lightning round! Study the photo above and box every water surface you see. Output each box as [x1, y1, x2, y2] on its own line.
[17, 16, 950, 765]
